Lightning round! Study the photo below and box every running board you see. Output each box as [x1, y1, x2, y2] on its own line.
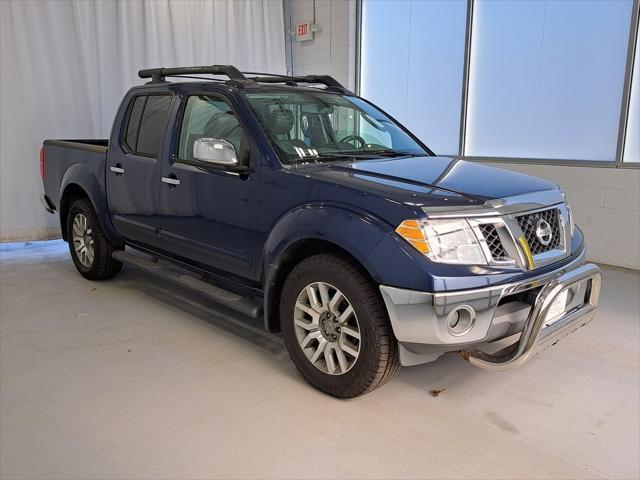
[112, 250, 263, 318]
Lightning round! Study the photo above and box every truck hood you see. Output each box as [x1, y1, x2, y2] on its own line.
[300, 156, 559, 208]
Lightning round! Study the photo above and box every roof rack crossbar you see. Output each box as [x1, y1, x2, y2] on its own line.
[246, 73, 347, 91]
[138, 65, 247, 84]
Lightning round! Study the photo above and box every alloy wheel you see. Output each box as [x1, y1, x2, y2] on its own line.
[293, 282, 361, 375]
[72, 213, 94, 268]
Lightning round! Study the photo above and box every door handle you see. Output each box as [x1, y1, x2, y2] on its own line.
[110, 164, 125, 175]
[161, 175, 180, 187]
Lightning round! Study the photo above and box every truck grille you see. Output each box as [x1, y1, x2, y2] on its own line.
[515, 208, 561, 255]
[479, 224, 509, 261]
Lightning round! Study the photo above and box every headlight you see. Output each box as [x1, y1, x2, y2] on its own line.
[396, 219, 486, 265]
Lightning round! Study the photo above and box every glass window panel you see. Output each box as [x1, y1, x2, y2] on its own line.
[179, 96, 242, 160]
[137, 95, 172, 156]
[404, 0, 467, 155]
[624, 24, 639, 163]
[245, 91, 427, 164]
[361, 0, 466, 155]
[124, 96, 146, 151]
[466, 0, 633, 161]
[361, 0, 411, 123]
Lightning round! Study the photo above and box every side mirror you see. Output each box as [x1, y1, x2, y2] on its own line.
[193, 138, 238, 167]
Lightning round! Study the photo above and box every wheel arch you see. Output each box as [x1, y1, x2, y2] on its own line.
[59, 165, 122, 245]
[262, 204, 394, 333]
[264, 238, 381, 333]
[59, 183, 88, 241]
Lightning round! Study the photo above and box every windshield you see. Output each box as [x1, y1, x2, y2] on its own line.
[244, 90, 429, 164]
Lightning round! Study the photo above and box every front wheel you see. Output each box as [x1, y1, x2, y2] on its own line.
[280, 254, 400, 398]
[66, 198, 122, 280]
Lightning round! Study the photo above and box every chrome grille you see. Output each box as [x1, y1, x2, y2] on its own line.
[479, 224, 509, 261]
[516, 208, 561, 255]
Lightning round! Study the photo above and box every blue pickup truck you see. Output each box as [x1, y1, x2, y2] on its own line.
[40, 65, 602, 397]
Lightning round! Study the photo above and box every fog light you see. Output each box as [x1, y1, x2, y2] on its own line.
[448, 310, 460, 329]
[447, 305, 475, 336]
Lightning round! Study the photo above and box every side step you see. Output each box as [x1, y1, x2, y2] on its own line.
[112, 250, 263, 318]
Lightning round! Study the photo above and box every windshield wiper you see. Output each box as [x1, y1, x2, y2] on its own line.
[358, 149, 423, 157]
[288, 150, 424, 165]
[313, 150, 423, 160]
[288, 152, 362, 164]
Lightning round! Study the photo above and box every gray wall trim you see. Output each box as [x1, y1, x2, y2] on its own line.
[616, 0, 640, 165]
[462, 156, 640, 169]
[283, 0, 294, 76]
[458, 0, 474, 157]
[355, 0, 363, 95]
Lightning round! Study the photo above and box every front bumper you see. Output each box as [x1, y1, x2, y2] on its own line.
[380, 251, 602, 368]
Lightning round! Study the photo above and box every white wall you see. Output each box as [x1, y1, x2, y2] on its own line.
[283, 0, 357, 90]
[284, 0, 640, 270]
[0, 0, 286, 242]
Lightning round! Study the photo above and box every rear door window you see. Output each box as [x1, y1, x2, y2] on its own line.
[125, 96, 146, 151]
[123, 94, 172, 156]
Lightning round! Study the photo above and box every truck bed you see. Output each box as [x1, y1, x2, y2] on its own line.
[41, 139, 108, 213]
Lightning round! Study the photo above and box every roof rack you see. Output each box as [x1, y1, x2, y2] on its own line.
[138, 65, 351, 93]
[138, 65, 249, 86]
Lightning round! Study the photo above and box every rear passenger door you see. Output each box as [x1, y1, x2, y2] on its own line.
[107, 93, 173, 249]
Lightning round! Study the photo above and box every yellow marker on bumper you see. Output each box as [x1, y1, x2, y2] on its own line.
[518, 235, 534, 270]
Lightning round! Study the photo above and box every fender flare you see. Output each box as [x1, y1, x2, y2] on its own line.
[261, 203, 394, 331]
[60, 164, 122, 245]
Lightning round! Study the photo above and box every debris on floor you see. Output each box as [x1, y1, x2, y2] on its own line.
[430, 388, 446, 397]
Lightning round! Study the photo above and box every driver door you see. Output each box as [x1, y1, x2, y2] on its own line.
[158, 93, 261, 281]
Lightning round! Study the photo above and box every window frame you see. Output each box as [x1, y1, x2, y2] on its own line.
[356, 0, 640, 169]
[120, 92, 174, 159]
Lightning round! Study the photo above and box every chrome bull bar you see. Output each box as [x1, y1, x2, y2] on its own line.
[461, 263, 602, 370]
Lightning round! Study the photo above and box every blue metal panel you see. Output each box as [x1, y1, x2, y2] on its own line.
[60, 163, 121, 245]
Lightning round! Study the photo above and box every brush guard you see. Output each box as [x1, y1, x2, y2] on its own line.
[461, 263, 602, 370]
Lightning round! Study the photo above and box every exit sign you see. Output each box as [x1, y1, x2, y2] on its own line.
[295, 21, 314, 42]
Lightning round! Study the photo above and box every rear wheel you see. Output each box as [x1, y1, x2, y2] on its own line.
[67, 198, 122, 280]
[280, 254, 400, 398]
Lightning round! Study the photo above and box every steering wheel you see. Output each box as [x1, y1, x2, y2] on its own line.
[339, 135, 366, 149]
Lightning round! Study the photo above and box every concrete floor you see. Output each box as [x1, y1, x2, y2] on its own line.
[0, 240, 638, 480]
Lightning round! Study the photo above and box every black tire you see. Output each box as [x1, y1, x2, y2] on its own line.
[66, 198, 122, 280]
[280, 254, 400, 398]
